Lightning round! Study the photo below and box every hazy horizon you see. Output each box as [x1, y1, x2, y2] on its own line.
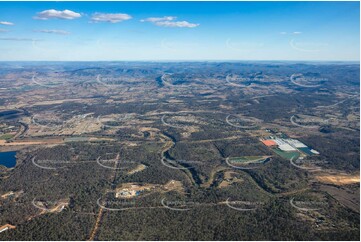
[0, 1, 359, 61]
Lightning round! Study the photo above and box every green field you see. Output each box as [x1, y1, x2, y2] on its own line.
[0, 134, 14, 140]
[271, 148, 300, 160]
[229, 156, 267, 164]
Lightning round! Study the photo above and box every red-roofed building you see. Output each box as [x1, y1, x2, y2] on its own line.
[261, 139, 277, 147]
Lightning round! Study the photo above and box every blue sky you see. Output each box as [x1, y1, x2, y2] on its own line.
[0, 1, 359, 61]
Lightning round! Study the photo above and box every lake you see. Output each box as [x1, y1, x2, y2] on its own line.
[0, 151, 17, 168]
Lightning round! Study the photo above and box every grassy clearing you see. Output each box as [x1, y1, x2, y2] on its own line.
[229, 156, 267, 164]
[0, 134, 14, 140]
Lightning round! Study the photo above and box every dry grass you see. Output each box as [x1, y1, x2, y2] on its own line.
[315, 174, 360, 185]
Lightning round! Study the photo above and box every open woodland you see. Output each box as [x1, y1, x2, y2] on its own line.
[0, 62, 359, 240]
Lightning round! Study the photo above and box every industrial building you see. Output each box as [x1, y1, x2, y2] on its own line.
[260, 136, 319, 157]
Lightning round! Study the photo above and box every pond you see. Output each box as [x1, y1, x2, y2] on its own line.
[0, 151, 17, 168]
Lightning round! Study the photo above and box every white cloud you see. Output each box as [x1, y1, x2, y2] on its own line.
[0, 29, 10, 33]
[280, 31, 302, 35]
[34, 9, 81, 20]
[0, 21, 14, 26]
[0, 37, 41, 41]
[91, 13, 132, 23]
[140, 16, 176, 23]
[34, 29, 70, 35]
[155, 21, 199, 28]
[141, 16, 199, 28]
